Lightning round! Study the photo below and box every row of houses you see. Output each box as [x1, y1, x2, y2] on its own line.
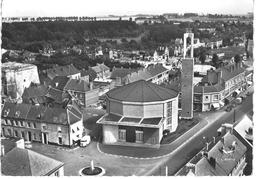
[1, 101, 84, 147]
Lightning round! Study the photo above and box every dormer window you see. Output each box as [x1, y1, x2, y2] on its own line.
[15, 111, 20, 118]
[3, 109, 10, 117]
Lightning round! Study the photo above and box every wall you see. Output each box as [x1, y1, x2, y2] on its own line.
[4, 65, 40, 99]
[143, 128, 160, 145]
[102, 124, 118, 144]
[143, 103, 163, 118]
[109, 100, 123, 115]
[123, 104, 144, 117]
[69, 120, 84, 145]
[84, 88, 99, 107]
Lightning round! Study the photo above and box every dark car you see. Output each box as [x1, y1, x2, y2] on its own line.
[225, 106, 233, 112]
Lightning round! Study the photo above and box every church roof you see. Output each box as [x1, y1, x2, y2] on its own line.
[106, 80, 178, 102]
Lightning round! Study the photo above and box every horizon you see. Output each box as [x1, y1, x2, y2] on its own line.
[1, 0, 254, 18]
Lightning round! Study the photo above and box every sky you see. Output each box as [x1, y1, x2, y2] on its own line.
[1, 0, 254, 17]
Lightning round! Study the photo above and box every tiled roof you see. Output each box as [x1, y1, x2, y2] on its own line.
[64, 78, 90, 92]
[1, 102, 82, 125]
[218, 64, 245, 81]
[195, 132, 247, 176]
[50, 76, 91, 92]
[46, 87, 64, 103]
[22, 84, 48, 101]
[110, 68, 133, 79]
[81, 68, 97, 81]
[194, 84, 225, 93]
[91, 63, 110, 74]
[46, 64, 80, 80]
[127, 64, 169, 83]
[1, 147, 63, 176]
[50, 76, 70, 91]
[107, 80, 178, 102]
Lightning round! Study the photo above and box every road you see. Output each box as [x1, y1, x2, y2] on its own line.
[144, 93, 253, 176]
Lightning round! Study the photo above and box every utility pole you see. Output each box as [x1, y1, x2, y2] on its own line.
[233, 109, 236, 123]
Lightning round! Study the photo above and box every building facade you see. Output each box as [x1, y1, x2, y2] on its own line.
[1, 62, 40, 100]
[97, 80, 179, 148]
[1, 102, 84, 147]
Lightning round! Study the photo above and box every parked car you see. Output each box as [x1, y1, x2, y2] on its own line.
[225, 106, 233, 112]
[80, 135, 91, 147]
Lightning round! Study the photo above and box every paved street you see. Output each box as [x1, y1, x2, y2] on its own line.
[144, 93, 253, 176]
[28, 92, 253, 176]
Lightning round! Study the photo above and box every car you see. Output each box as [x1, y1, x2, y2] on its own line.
[225, 106, 233, 112]
[80, 135, 91, 147]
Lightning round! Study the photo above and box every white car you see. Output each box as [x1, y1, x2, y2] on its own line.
[80, 135, 91, 147]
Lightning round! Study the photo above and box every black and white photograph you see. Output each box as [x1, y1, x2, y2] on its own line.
[0, 0, 256, 176]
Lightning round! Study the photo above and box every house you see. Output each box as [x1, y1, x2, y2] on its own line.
[2, 62, 40, 101]
[46, 64, 81, 80]
[97, 80, 179, 148]
[22, 83, 49, 105]
[91, 63, 110, 80]
[193, 62, 247, 111]
[110, 67, 135, 87]
[175, 124, 249, 176]
[49, 76, 99, 107]
[1, 102, 84, 147]
[22, 50, 37, 62]
[1, 138, 64, 176]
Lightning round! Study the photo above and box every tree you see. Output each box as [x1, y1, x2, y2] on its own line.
[199, 54, 206, 64]
[234, 54, 242, 64]
[212, 54, 220, 68]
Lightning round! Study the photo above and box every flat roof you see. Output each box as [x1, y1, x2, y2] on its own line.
[97, 114, 163, 128]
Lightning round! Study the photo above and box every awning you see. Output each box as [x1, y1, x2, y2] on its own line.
[212, 103, 220, 108]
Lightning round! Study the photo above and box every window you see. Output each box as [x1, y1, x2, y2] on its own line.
[167, 101, 172, 125]
[58, 126, 62, 132]
[3, 109, 10, 117]
[2, 128, 5, 136]
[33, 123, 36, 128]
[15, 111, 20, 118]
[20, 121, 24, 127]
[14, 130, 18, 137]
[54, 171, 59, 177]
[58, 137, 62, 145]
[213, 94, 219, 101]
[15, 120, 19, 126]
[136, 130, 143, 143]
[204, 95, 209, 101]
[42, 124, 47, 130]
[21, 131, 25, 138]
[33, 133, 37, 140]
[4, 119, 8, 125]
[8, 129, 12, 136]
[27, 122, 31, 128]
[118, 129, 126, 141]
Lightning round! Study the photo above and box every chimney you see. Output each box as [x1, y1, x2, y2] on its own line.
[206, 142, 209, 151]
[209, 157, 216, 169]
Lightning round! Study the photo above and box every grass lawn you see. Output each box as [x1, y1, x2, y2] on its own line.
[160, 118, 200, 145]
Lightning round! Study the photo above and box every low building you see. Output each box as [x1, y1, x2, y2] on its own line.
[97, 80, 179, 148]
[2, 62, 40, 100]
[1, 102, 84, 147]
[1, 138, 64, 176]
[48, 76, 99, 107]
[91, 63, 110, 80]
[46, 64, 81, 80]
[194, 62, 247, 111]
[110, 64, 170, 86]
[22, 83, 49, 105]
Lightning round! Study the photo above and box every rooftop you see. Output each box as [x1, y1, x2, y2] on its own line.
[46, 64, 80, 79]
[1, 102, 82, 125]
[2, 62, 36, 71]
[195, 132, 247, 176]
[107, 80, 178, 103]
[1, 147, 63, 176]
